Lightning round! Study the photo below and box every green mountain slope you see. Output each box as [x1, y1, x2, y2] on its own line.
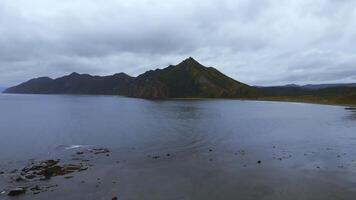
[4, 57, 356, 105]
[129, 57, 260, 98]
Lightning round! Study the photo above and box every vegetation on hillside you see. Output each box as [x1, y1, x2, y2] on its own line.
[3, 57, 356, 105]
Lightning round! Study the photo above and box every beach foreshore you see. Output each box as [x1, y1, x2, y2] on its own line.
[2, 142, 356, 200]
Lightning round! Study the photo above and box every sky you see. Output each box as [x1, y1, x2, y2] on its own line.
[1, 0, 356, 87]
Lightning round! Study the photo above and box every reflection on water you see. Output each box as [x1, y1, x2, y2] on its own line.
[1, 94, 356, 200]
[346, 110, 356, 120]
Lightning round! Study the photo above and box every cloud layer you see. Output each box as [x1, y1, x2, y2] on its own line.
[1, 0, 356, 86]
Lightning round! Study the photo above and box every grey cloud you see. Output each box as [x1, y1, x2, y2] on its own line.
[0, 0, 356, 86]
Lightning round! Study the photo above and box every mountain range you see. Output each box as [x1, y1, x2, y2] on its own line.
[3, 57, 356, 105]
[3, 58, 259, 99]
[264, 83, 356, 90]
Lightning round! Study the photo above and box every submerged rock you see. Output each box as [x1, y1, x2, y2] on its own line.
[345, 107, 356, 110]
[7, 187, 26, 196]
[14, 176, 26, 182]
[91, 148, 110, 155]
[30, 185, 41, 192]
[3, 147, 110, 197]
[21, 159, 88, 180]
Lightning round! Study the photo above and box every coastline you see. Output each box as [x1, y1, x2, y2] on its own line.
[2, 92, 356, 107]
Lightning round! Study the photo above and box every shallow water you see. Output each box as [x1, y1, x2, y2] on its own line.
[1, 94, 356, 199]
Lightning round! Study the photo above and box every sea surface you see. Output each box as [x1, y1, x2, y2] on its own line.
[1, 94, 356, 200]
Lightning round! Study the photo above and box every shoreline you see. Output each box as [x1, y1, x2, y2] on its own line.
[2, 92, 356, 107]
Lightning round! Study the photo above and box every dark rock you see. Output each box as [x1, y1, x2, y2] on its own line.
[257, 160, 262, 164]
[25, 174, 36, 179]
[166, 154, 171, 157]
[15, 176, 26, 182]
[112, 196, 118, 200]
[30, 185, 41, 191]
[0, 171, 4, 174]
[7, 187, 26, 196]
[345, 107, 356, 110]
[78, 167, 88, 172]
[93, 148, 110, 155]
[152, 156, 160, 159]
[209, 149, 213, 152]
[20, 159, 88, 180]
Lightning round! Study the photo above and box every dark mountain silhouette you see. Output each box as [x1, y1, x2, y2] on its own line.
[4, 57, 259, 99]
[260, 85, 356, 105]
[129, 57, 259, 98]
[262, 83, 356, 90]
[4, 73, 134, 95]
[3, 57, 356, 104]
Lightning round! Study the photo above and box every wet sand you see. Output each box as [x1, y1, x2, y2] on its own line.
[2, 142, 356, 200]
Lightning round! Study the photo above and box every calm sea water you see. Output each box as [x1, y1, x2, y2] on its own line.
[1, 94, 356, 199]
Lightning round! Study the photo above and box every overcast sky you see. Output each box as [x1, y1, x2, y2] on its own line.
[1, 0, 356, 86]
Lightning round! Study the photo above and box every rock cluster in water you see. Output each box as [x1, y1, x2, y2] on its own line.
[1, 147, 111, 197]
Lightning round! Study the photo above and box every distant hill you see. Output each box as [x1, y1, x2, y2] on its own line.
[4, 73, 134, 95]
[267, 83, 356, 90]
[259, 85, 356, 105]
[4, 58, 259, 99]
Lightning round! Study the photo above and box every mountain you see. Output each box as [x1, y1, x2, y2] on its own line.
[301, 83, 356, 90]
[259, 85, 356, 105]
[129, 57, 259, 98]
[4, 57, 356, 105]
[260, 85, 356, 97]
[4, 73, 134, 95]
[3, 57, 259, 99]
[261, 83, 356, 90]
